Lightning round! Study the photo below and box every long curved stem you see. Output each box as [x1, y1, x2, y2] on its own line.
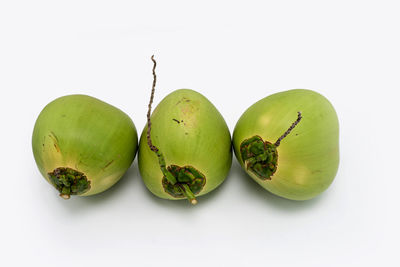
[146, 55, 159, 153]
[146, 55, 176, 185]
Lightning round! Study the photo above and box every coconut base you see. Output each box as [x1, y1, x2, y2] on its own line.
[48, 167, 91, 199]
[240, 135, 278, 180]
[162, 165, 206, 203]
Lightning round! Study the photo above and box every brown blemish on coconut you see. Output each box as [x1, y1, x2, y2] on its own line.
[49, 132, 60, 153]
[102, 159, 115, 171]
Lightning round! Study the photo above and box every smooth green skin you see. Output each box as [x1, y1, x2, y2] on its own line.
[32, 95, 138, 196]
[138, 89, 232, 200]
[233, 89, 339, 200]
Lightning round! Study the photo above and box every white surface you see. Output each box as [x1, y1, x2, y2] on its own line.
[0, 0, 399, 266]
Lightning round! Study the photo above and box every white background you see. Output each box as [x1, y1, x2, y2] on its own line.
[0, 0, 399, 266]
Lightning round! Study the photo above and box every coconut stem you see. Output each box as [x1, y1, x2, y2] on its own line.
[274, 111, 302, 147]
[179, 184, 198, 205]
[146, 55, 159, 153]
[145, 56, 177, 185]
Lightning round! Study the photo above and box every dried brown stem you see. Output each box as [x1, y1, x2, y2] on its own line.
[274, 111, 302, 147]
[146, 55, 159, 153]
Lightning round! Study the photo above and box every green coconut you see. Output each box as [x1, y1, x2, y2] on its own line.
[233, 89, 339, 200]
[32, 95, 138, 199]
[138, 57, 232, 204]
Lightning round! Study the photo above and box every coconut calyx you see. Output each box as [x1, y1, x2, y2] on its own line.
[48, 167, 91, 199]
[240, 136, 278, 180]
[162, 165, 206, 204]
[240, 112, 302, 180]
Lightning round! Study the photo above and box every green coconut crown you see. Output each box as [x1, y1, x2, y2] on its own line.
[240, 112, 302, 180]
[48, 167, 91, 199]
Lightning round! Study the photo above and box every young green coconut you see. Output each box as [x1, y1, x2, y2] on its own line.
[233, 89, 339, 200]
[32, 95, 138, 199]
[138, 56, 232, 205]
